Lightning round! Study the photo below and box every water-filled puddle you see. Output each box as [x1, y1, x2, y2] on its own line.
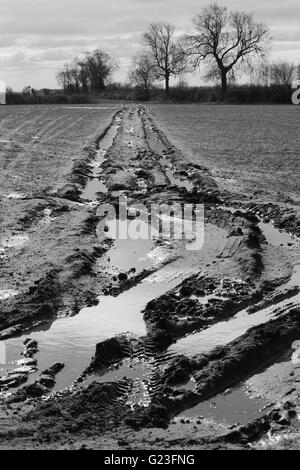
[191, 294, 230, 304]
[98, 217, 173, 278]
[258, 221, 298, 247]
[91, 357, 154, 407]
[99, 211, 207, 277]
[62, 107, 119, 110]
[142, 115, 194, 192]
[0, 235, 29, 249]
[82, 177, 108, 200]
[180, 386, 268, 426]
[160, 156, 194, 192]
[170, 206, 297, 361]
[0, 262, 197, 392]
[99, 236, 159, 278]
[292, 340, 300, 366]
[165, 169, 194, 192]
[5, 193, 27, 200]
[2, 183, 299, 405]
[38, 209, 54, 228]
[218, 205, 299, 248]
[169, 265, 300, 358]
[0, 212, 226, 394]
[82, 114, 121, 201]
[169, 306, 277, 357]
[0, 290, 19, 300]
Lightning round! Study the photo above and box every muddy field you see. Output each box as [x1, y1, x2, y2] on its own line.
[0, 103, 299, 450]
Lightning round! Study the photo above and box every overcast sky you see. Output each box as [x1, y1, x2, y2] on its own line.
[0, 0, 299, 90]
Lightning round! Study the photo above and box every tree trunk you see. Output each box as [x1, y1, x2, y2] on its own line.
[98, 77, 106, 91]
[82, 81, 88, 94]
[165, 74, 170, 95]
[221, 71, 227, 100]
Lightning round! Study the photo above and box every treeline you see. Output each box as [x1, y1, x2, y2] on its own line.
[165, 83, 294, 104]
[5, 82, 294, 105]
[94, 82, 294, 104]
[5, 88, 91, 105]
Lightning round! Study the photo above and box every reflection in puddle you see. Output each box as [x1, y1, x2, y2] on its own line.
[169, 306, 276, 357]
[82, 114, 121, 201]
[5, 193, 27, 200]
[291, 340, 300, 366]
[170, 264, 300, 358]
[99, 238, 156, 277]
[62, 107, 118, 110]
[98, 218, 168, 277]
[259, 221, 298, 247]
[191, 294, 230, 304]
[38, 209, 54, 228]
[180, 386, 268, 426]
[0, 215, 226, 393]
[93, 357, 153, 408]
[0, 263, 195, 392]
[0, 290, 19, 300]
[0, 235, 29, 248]
[218, 205, 299, 248]
[82, 177, 108, 200]
[160, 156, 194, 192]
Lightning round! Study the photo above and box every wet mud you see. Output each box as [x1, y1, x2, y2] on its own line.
[0, 104, 299, 449]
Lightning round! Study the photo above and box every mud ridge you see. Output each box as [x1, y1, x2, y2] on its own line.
[127, 306, 300, 430]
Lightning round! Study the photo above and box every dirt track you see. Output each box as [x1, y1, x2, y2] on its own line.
[0, 104, 299, 449]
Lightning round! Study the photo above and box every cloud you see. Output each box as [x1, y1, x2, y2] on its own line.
[0, 0, 299, 89]
[272, 27, 300, 42]
[29, 37, 98, 49]
[0, 35, 17, 48]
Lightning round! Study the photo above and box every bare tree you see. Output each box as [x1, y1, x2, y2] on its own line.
[22, 86, 32, 96]
[56, 64, 74, 94]
[57, 62, 82, 94]
[70, 60, 81, 94]
[143, 22, 188, 94]
[252, 60, 271, 86]
[252, 60, 296, 90]
[185, 3, 270, 98]
[75, 57, 89, 94]
[85, 49, 118, 92]
[269, 61, 296, 90]
[129, 53, 155, 94]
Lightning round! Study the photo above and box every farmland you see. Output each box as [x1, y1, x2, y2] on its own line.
[0, 103, 299, 450]
[0, 104, 119, 195]
[0, 104, 118, 331]
[150, 104, 300, 206]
